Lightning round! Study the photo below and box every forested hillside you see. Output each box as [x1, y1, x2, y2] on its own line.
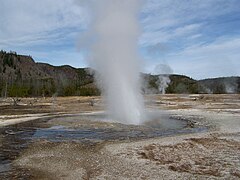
[198, 77, 240, 94]
[0, 50, 99, 97]
[0, 51, 239, 97]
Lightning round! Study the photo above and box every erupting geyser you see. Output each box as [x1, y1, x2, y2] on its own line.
[82, 0, 145, 124]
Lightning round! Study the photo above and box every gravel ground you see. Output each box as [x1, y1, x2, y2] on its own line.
[13, 109, 240, 179]
[1, 94, 239, 179]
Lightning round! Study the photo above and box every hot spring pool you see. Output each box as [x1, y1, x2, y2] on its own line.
[0, 111, 207, 178]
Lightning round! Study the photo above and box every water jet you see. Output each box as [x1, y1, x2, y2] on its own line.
[83, 0, 145, 125]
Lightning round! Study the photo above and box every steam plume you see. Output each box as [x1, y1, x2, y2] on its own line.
[154, 64, 173, 94]
[81, 0, 145, 124]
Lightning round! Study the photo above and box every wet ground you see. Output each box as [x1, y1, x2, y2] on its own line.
[0, 95, 239, 179]
[0, 112, 207, 179]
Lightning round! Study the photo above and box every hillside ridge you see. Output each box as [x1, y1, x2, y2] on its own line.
[0, 50, 239, 97]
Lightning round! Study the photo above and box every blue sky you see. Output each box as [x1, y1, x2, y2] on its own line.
[0, 0, 240, 79]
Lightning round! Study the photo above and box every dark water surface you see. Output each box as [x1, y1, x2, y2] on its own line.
[0, 113, 207, 178]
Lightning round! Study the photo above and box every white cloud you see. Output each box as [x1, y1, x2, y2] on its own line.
[189, 34, 202, 40]
[167, 37, 240, 79]
[144, 36, 240, 79]
[0, 0, 239, 79]
[140, 23, 202, 47]
[0, 0, 87, 48]
[140, 0, 240, 46]
[141, 0, 240, 78]
[174, 24, 202, 37]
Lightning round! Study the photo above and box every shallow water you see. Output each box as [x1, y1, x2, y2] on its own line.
[0, 112, 207, 178]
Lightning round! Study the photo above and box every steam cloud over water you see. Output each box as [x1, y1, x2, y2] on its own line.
[81, 0, 145, 124]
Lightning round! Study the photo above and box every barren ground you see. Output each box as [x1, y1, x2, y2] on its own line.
[0, 94, 240, 179]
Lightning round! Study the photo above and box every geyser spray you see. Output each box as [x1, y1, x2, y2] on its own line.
[81, 0, 145, 124]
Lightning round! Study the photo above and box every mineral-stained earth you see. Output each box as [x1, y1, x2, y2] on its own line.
[0, 94, 239, 179]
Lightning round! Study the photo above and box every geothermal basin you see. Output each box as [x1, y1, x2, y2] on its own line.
[0, 94, 239, 179]
[0, 110, 207, 178]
